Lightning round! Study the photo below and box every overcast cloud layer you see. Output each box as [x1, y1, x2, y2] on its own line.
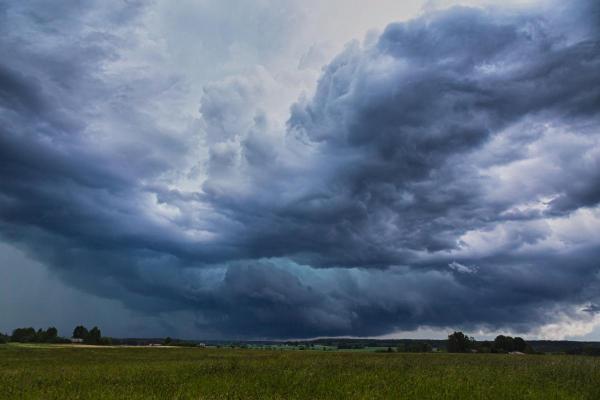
[1, 0, 600, 339]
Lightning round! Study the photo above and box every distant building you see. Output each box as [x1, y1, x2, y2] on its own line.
[197, 343, 206, 348]
[70, 338, 84, 343]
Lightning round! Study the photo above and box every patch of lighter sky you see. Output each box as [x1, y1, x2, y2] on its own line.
[378, 307, 600, 340]
[533, 308, 600, 340]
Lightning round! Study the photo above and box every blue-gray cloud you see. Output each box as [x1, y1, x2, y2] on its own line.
[1, 0, 600, 338]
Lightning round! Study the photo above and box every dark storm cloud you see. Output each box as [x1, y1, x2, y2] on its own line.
[1, 0, 600, 338]
[206, 3, 600, 269]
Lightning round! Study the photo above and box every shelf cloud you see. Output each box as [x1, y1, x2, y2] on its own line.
[1, 0, 599, 339]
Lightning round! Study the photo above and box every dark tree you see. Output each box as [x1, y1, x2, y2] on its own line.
[36, 328, 45, 342]
[11, 327, 36, 343]
[513, 337, 531, 352]
[37, 327, 59, 343]
[73, 325, 89, 340]
[493, 335, 532, 353]
[493, 335, 515, 352]
[11, 327, 61, 343]
[45, 327, 58, 341]
[447, 331, 475, 353]
[87, 326, 101, 344]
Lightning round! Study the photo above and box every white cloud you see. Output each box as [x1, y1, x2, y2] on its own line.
[448, 261, 478, 274]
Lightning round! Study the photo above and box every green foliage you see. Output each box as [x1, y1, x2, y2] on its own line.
[1, 346, 600, 399]
[71, 325, 105, 345]
[447, 331, 475, 353]
[72, 326, 89, 340]
[10, 328, 36, 343]
[36, 327, 58, 343]
[10, 327, 61, 343]
[86, 327, 101, 344]
[492, 335, 533, 353]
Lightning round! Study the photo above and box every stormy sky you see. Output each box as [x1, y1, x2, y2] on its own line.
[1, 0, 599, 340]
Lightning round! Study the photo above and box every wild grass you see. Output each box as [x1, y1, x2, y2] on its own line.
[1, 344, 599, 399]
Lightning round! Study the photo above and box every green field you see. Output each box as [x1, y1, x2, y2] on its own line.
[1, 344, 600, 399]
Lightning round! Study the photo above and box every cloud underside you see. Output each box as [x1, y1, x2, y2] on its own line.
[1, 0, 600, 338]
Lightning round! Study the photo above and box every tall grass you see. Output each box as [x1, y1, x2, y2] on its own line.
[1, 344, 599, 399]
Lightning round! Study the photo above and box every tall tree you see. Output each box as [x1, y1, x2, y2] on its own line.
[45, 327, 58, 342]
[73, 325, 89, 340]
[447, 331, 475, 353]
[87, 326, 101, 344]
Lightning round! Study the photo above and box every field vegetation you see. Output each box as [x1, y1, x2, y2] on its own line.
[1, 344, 600, 399]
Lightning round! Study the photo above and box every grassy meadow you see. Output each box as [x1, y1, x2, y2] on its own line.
[1, 344, 600, 399]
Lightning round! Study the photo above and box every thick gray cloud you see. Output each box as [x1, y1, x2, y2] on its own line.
[1, 0, 600, 339]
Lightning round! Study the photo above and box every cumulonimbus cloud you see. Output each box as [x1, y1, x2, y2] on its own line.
[1, 0, 599, 338]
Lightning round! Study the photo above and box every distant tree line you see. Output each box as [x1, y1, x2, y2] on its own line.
[9, 327, 68, 344]
[3, 325, 110, 345]
[72, 325, 111, 345]
[397, 342, 434, 352]
[2, 328, 213, 347]
[447, 332, 534, 353]
[317, 339, 437, 352]
[161, 337, 200, 347]
[2, 328, 599, 356]
[566, 347, 600, 356]
[337, 343, 366, 350]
